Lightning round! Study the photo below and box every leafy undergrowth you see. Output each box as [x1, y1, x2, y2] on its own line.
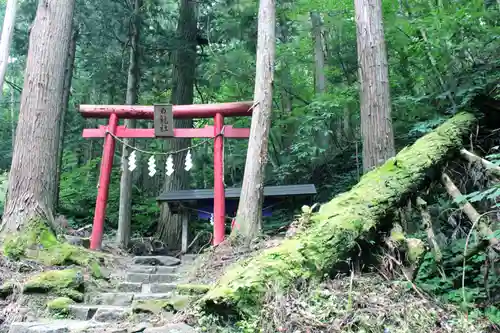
[191, 274, 497, 333]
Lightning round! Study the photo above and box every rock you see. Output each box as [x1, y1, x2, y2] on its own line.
[166, 295, 193, 311]
[46, 297, 74, 315]
[128, 266, 180, 274]
[132, 256, 180, 267]
[0, 281, 15, 298]
[132, 299, 170, 315]
[126, 273, 179, 284]
[148, 283, 177, 293]
[175, 284, 210, 296]
[23, 269, 84, 301]
[133, 293, 172, 301]
[69, 305, 130, 322]
[143, 323, 196, 333]
[8, 320, 107, 333]
[86, 292, 135, 306]
[125, 273, 150, 284]
[93, 306, 130, 322]
[132, 295, 193, 315]
[116, 282, 142, 293]
[128, 266, 157, 274]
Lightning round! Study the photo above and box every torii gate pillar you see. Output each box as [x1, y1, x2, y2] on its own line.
[79, 102, 253, 250]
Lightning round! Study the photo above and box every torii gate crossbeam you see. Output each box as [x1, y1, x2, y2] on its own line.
[79, 101, 254, 250]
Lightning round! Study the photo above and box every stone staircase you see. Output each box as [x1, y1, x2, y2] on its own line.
[8, 255, 201, 333]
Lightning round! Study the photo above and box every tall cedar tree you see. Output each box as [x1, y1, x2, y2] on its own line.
[354, 0, 395, 172]
[117, 0, 142, 248]
[0, 0, 17, 99]
[55, 27, 78, 210]
[1, 0, 75, 234]
[232, 0, 276, 242]
[157, 0, 197, 250]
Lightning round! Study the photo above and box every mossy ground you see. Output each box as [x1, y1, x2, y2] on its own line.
[193, 274, 494, 333]
[2, 218, 104, 269]
[23, 268, 84, 301]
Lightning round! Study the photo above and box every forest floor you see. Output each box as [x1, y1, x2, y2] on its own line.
[179, 235, 499, 333]
[0, 233, 497, 333]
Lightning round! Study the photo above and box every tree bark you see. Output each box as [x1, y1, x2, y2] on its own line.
[0, 0, 17, 100]
[55, 26, 78, 211]
[10, 84, 15, 150]
[117, 0, 142, 248]
[156, 0, 197, 251]
[232, 0, 275, 242]
[354, 0, 396, 172]
[0, 0, 75, 234]
[310, 11, 326, 94]
[200, 112, 477, 317]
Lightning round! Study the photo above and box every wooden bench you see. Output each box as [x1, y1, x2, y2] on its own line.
[157, 184, 317, 252]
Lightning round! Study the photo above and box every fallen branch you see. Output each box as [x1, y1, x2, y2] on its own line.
[460, 148, 500, 177]
[416, 197, 445, 278]
[441, 172, 500, 250]
[198, 112, 477, 318]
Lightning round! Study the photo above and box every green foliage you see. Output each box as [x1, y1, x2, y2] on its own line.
[0, 0, 499, 326]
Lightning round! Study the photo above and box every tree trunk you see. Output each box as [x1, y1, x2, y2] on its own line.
[310, 11, 326, 94]
[200, 112, 477, 316]
[117, 0, 142, 248]
[156, 0, 197, 251]
[354, 0, 396, 172]
[232, 0, 275, 242]
[55, 27, 78, 211]
[10, 84, 15, 150]
[0, 0, 75, 234]
[0, 0, 17, 100]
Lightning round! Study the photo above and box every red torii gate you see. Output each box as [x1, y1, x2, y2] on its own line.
[79, 101, 253, 250]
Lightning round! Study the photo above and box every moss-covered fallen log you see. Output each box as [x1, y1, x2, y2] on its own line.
[198, 112, 477, 318]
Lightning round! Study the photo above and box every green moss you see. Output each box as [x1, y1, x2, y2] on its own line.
[406, 238, 425, 264]
[168, 295, 193, 311]
[199, 112, 477, 319]
[390, 224, 406, 243]
[47, 297, 74, 315]
[132, 299, 170, 314]
[23, 269, 84, 301]
[132, 295, 194, 314]
[2, 217, 105, 270]
[176, 284, 210, 295]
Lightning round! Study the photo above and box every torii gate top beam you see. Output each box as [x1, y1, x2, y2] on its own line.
[80, 101, 254, 251]
[79, 101, 254, 119]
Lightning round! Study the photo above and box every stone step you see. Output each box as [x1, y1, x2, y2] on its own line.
[115, 282, 179, 294]
[116, 282, 142, 293]
[86, 292, 173, 306]
[128, 265, 181, 274]
[132, 256, 180, 266]
[8, 320, 107, 333]
[180, 254, 197, 262]
[126, 272, 180, 283]
[69, 304, 130, 322]
[145, 283, 178, 294]
[9, 321, 196, 333]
